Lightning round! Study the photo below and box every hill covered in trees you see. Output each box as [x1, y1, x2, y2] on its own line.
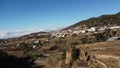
[65, 12, 120, 29]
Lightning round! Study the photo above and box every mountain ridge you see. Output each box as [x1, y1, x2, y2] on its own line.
[63, 12, 120, 30]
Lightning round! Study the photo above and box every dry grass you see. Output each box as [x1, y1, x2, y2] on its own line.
[77, 40, 120, 56]
[76, 40, 120, 68]
[99, 58, 118, 68]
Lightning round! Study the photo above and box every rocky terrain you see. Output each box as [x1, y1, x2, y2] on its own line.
[0, 12, 120, 68]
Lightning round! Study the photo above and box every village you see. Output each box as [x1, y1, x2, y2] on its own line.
[51, 25, 120, 38]
[0, 24, 120, 51]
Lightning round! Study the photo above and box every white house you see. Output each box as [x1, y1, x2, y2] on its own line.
[87, 27, 96, 32]
[73, 31, 80, 35]
[109, 26, 120, 29]
[81, 30, 86, 33]
[98, 27, 106, 31]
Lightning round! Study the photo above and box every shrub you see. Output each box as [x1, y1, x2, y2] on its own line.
[26, 51, 37, 59]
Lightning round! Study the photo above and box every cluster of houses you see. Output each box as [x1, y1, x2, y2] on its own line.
[51, 25, 120, 38]
[0, 25, 120, 50]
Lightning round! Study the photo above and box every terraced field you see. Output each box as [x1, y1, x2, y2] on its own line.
[77, 40, 120, 68]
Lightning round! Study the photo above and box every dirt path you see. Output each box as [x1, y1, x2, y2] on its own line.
[95, 54, 120, 68]
[96, 59, 107, 68]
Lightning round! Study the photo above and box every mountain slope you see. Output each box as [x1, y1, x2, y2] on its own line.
[64, 12, 120, 30]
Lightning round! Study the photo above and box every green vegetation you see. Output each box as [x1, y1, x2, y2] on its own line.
[26, 51, 38, 59]
[65, 12, 120, 29]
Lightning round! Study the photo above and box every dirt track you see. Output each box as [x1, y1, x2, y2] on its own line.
[95, 54, 120, 68]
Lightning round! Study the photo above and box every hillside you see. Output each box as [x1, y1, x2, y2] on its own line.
[0, 12, 120, 68]
[64, 12, 120, 30]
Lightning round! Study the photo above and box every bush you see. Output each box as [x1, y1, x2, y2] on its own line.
[26, 51, 37, 59]
[71, 46, 80, 61]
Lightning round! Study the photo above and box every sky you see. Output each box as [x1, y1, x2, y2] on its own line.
[0, 0, 120, 31]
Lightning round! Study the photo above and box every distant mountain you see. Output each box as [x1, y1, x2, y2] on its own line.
[64, 12, 120, 30]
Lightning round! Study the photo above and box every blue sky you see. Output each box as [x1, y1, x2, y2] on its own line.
[0, 0, 120, 31]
